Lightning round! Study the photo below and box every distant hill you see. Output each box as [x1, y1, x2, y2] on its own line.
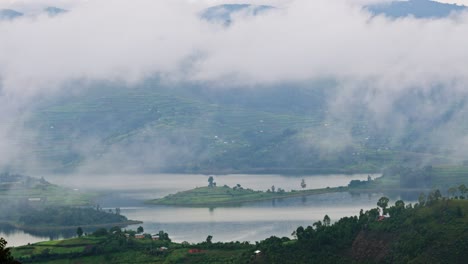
[17, 80, 468, 175]
[201, 4, 274, 25]
[367, 0, 467, 18]
[0, 9, 23, 20]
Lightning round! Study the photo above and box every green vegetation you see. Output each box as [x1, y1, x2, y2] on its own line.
[150, 164, 468, 207]
[256, 193, 468, 263]
[348, 165, 468, 193]
[25, 85, 420, 174]
[0, 206, 141, 233]
[0, 203, 141, 239]
[1, 238, 20, 264]
[11, 227, 253, 264]
[147, 185, 346, 206]
[10, 193, 468, 264]
[0, 173, 139, 233]
[0, 172, 96, 207]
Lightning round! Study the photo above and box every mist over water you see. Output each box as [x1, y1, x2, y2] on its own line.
[2, 173, 392, 246]
[1, 0, 466, 256]
[2, 173, 386, 246]
[120, 191, 381, 243]
[47, 173, 375, 192]
[0, 229, 50, 247]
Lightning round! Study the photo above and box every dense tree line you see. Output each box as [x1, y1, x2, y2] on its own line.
[254, 191, 468, 263]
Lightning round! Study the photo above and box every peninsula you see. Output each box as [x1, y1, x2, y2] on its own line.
[146, 185, 347, 206]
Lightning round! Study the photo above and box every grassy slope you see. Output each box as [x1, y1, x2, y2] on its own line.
[431, 165, 468, 186]
[0, 183, 95, 207]
[0, 174, 96, 207]
[350, 165, 468, 192]
[27, 86, 406, 173]
[0, 175, 138, 232]
[12, 236, 252, 264]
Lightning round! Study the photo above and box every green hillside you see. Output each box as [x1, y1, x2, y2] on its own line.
[16, 83, 468, 174]
[0, 173, 139, 236]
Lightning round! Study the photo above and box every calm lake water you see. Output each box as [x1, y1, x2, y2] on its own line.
[3, 173, 388, 246]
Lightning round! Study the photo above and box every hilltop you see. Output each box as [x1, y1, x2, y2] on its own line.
[0, 173, 140, 235]
[0, 172, 94, 206]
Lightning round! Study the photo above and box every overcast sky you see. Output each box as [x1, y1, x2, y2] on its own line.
[1, 0, 468, 96]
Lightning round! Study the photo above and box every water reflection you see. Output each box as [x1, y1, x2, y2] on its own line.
[120, 192, 385, 243]
[0, 224, 52, 247]
[4, 173, 391, 246]
[46, 173, 378, 193]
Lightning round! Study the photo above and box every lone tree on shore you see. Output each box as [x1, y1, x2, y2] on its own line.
[301, 179, 306, 189]
[76, 227, 83, 237]
[208, 176, 215, 187]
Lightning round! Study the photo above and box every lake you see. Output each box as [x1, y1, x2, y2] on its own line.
[3, 173, 387, 246]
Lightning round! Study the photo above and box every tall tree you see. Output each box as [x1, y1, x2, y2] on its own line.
[301, 179, 306, 189]
[418, 193, 426, 206]
[208, 176, 214, 187]
[76, 227, 83, 237]
[459, 184, 467, 197]
[323, 215, 331, 226]
[0, 238, 20, 264]
[137, 226, 144, 234]
[377, 197, 390, 214]
[448, 187, 457, 198]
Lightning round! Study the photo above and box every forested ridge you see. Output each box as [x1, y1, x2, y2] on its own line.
[255, 190, 468, 263]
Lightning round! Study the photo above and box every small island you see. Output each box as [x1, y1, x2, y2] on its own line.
[147, 166, 468, 207]
[147, 177, 347, 206]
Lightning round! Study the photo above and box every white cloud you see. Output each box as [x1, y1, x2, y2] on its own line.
[437, 0, 468, 5]
[1, 0, 467, 95]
